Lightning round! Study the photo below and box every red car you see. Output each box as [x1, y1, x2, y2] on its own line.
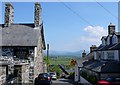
[98, 77, 120, 85]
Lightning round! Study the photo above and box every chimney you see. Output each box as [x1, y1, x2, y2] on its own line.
[82, 50, 86, 58]
[4, 3, 14, 27]
[90, 45, 97, 53]
[34, 2, 42, 27]
[108, 23, 115, 35]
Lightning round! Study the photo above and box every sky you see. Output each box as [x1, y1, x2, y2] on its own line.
[0, 1, 119, 52]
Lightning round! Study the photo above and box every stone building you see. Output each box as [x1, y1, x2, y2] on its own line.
[75, 23, 120, 83]
[0, 2, 46, 84]
[82, 23, 120, 81]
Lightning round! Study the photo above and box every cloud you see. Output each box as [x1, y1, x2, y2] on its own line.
[81, 26, 107, 42]
[49, 25, 108, 52]
[68, 26, 108, 51]
[84, 26, 107, 38]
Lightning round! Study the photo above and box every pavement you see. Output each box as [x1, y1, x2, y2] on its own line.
[78, 76, 93, 85]
[52, 78, 83, 85]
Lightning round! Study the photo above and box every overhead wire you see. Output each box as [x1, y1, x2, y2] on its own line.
[58, 1, 94, 27]
[95, 0, 118, 20]
[58, 0, 118, 26]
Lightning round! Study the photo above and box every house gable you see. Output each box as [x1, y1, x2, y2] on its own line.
[112, 34, 118, 44]
[114, 32, 120, 43]
[101, 36, 107, 46]
[106, 36, 110, 45]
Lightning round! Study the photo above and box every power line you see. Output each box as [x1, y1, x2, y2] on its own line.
[58, 1, 94, 27]
[95, 0, 118, 20]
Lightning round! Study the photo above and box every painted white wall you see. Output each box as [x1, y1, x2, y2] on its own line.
[103, 51, 115, 60]
[34, 47, 37, 57]
[101, 51, 104, 59]
[112, 35, 118, 44]
[74, 64, 79, 82]
[114, 50, 119, 61]
[102, 50, 119, 61]
[94, 52, 97, 60]
[104, 51, 107, 60]
[102, 39, 105, 46]
[107, 37, 110, 45]
[107, 51, 114, 60]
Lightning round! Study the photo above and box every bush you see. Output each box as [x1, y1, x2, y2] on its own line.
[87, 75, 98, 84]
[80, 71, 98, 84]
[67, 72, 75, 81]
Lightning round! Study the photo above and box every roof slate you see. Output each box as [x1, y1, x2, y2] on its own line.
[0, 24, 39, 46]
[115, 32, 120, 36]
[95, 43, 120, 51]
[101, 61, 120, 73]
[83, 60, 120, 73]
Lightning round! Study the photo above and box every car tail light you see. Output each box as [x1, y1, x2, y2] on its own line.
[98, 80, 110, 85]
[48, 77, 51, 80]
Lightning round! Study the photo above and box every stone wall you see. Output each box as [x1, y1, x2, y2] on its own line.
[34, 2, 44, 79]
[4, 3, 14, 27]
[21, 64, 29, 83]
[0, 66, 6, 85]
[34, 30, 44, 78]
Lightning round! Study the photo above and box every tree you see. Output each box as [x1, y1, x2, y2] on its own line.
[70, 59, 76, 67]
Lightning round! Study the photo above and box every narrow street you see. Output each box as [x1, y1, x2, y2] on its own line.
[52, 78, 82, 85]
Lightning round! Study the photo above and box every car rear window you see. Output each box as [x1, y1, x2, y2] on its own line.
[38, 73, 48, 78]
[49, 73, 55, 75]
[116, 78, 120, 82]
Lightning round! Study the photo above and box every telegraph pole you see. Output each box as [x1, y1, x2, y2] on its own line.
[47, 44, 49, 72]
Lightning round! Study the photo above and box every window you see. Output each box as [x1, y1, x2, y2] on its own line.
[112, 35, 117, 44]
[107, 52, 114, 60]
[102, 39, 105, 46]
[107, 37, 110, 45]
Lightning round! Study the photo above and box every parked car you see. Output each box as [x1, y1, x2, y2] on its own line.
[48, 72, 57, 80]
[98, 76, 120, 85]
[34, 73, 52, 85]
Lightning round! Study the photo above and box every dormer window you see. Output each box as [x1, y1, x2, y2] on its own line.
[101, 36, 107, 46]
[112, 34, 118, 44]
[102, 39, 105, 46]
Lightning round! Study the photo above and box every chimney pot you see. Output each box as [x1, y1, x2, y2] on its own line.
[108, 23, 115, 35]
[4, 3, 14, 27]
[34, 2, 42, 27]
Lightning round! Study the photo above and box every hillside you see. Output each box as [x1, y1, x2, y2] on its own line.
[44, 50, 89, 57]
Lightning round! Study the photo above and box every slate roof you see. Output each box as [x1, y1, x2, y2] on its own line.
[101, 61, 120, 73]
[83, 59, 95, 66]
[101, 36, 107, 40]
[114, 32, 120, 38]
[95, 44, 104, 51]
[95, 43, 120, 51]
[0, 23, 45, 48]
[96, 31, 120, 51]
[114, 32, 120, 36]
[108, 43, 120, 50]
[83, 60, 120, 73]
[99, 44, 117, 51]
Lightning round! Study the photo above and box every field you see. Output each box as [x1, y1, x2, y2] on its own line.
[44, 56, 79, 77]
[44, 56, 78, 65]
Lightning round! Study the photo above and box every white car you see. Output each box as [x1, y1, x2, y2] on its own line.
[49, 72, 57, 80]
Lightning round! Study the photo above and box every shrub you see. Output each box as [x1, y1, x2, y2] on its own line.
[68, 72, 75, 81]
[80, 71, 98, 84]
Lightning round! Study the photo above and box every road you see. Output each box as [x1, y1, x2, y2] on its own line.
[52, 78, 82, 85]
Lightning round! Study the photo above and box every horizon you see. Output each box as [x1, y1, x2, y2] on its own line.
[1, 2, 118, 52]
